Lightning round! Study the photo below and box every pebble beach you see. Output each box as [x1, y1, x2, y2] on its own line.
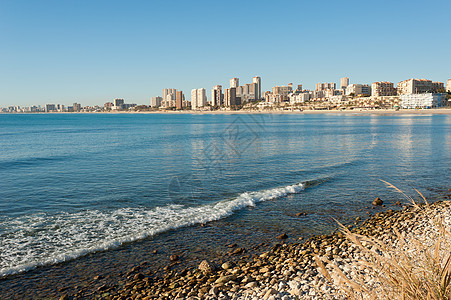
[62, 196, 451, 300]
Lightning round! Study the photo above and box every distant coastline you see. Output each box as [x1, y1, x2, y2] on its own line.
[2, 108, 451, 115]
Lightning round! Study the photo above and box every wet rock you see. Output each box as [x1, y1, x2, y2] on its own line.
[372, 197, 383, 206]
[395, 201, 402, 206]
[231, 247, 244, 255]
[59, 295, 69, 300]
[134, 273, 145, 280]
[227, 243, 238, 248]
[276, 233, 288, 239]
[170, 254, 180, 261]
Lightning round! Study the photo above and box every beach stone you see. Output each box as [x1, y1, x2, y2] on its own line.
[372, 197, 383, 206]
[209, 286, 219, 296]
[276, 233, 288, 239]
[222, 262, 232, 270]
[59, 295, 69, 300]
[199, 260, 213, 273]
[263, 288, 277, 299]
[215, 274, 236, 284]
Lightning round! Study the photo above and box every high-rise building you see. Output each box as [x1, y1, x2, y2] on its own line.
[163, 89, 177, 100]
[446, 79, 451, 93]
[151, 96, 163, 107]
[371, 82, 396, 97]
[253, 76, 261, 100]
[162, 89, 177, 107]
[224, 87, 237, 106]
[176, 91, 184, 110]
[230, 78, 239, 88]
[340, 77, 349, 89]
[73, 103, 82, 112]
[191, 88, 206, 109]
[197, 88, 206, 108]
[211, 85, 223, 107]
[296, 84, 303, 91]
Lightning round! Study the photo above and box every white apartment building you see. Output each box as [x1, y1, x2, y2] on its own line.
[161, 90, 177, 108]
[446, 79, 451, 92]
[151, 96, 163, 108]
[289, 92, 311, 104]
[230, 78, 239, 88]
[400, 93, 446, 108]
[253, 76, 262, 100]
[191, 88, 207, 110]
[346, 84, 371, 96]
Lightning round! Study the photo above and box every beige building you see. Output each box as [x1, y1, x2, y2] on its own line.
[446, 79, 451, 92]
[176, 91, 184, 110]
[340, 77, 349, 89]
[371, 82, 396, 97]
[316, 82, 336, 91]
[397, 78, 444, 95]
[191, 88, 206, 110]
[346, 84, 371, 96]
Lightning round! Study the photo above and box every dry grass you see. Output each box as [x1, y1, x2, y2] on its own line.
[316, 183, 451, 300]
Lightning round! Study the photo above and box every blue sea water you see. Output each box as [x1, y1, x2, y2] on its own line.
[0, 113, 450, 277]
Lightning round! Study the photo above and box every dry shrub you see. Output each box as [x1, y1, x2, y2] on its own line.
[316, 183, 451, 300]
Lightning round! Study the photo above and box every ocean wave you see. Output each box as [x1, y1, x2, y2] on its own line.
[0, 182, 305, 277]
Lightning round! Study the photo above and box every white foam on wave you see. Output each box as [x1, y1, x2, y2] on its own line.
[0, 182, 304, 277]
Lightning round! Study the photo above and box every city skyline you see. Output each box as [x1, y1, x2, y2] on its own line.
[1, 0, 450, 107]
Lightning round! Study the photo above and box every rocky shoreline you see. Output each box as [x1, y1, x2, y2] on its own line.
[63, 199, 450, 300]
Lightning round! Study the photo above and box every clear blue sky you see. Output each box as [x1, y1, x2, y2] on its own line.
[1, 0, 450, 107]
